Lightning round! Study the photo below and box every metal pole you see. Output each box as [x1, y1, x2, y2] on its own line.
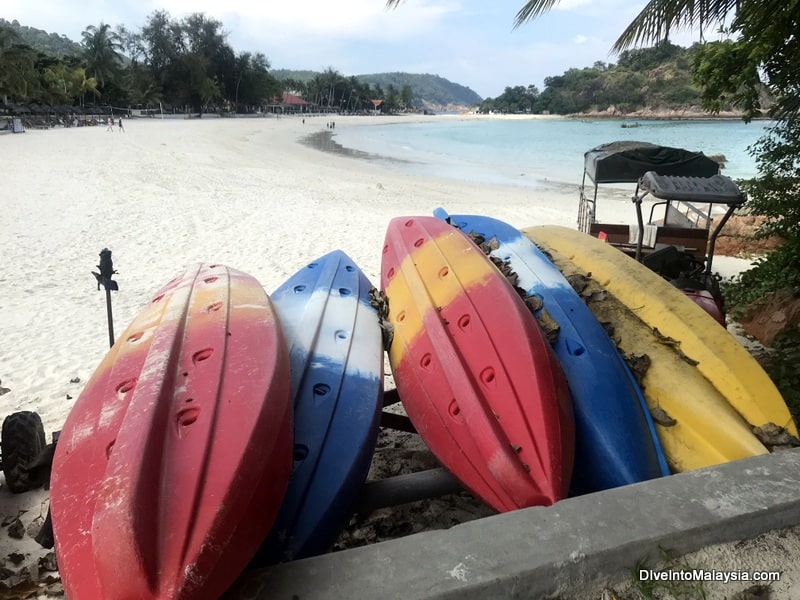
[92, 248, 119, 348]
[105, 287, 115, 348]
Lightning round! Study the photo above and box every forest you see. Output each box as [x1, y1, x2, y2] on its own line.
[476, 41, 745, 115]
[2, 16, 743, 117]
[0, 14, 417, 115]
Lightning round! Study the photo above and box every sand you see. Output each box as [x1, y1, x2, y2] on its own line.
[0, 114, 792, 598]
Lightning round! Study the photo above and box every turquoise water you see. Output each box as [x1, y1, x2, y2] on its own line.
[332, 118, 772, 190]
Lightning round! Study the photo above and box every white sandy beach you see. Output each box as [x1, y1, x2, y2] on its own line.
[0, 114, 796, 598]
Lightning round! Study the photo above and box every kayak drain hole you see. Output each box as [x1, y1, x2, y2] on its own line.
[116, 378, 136, 394]
[481, 368, 495, 384]
[293, 444, 309, 462]
[207, 301, 223, 312]
[382, 244, 389, 255]
[106, 440, 115, 458]
[448, 400, 461, 417]
[420, 353, 432, 368]
[339, 287, 351, 297]
[458, 315, 471, 328]
[192, 348, 214, 364]
[127, 332, 143, 343]
[293, 285, 306, 293]
[397, 311, 406, 322]
[152, 293, 165, 303]
[439, 267, 449, 278]
[314, 384, 330, 396]
[404, 219, 414, 227]
[345, 265, 355, 272]
[307, 262, 318, 269]
[177, 407, 199, 428]
[387, 267, 395, 279]
[414, 238, 424, 248]
[204, 276, 218, 284]
[335, 330, 349, 341]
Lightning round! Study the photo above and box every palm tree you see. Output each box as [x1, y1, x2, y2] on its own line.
[200, 77, 220, 113]
[74, 68, 100, 108]
[82, 23, 124, 90]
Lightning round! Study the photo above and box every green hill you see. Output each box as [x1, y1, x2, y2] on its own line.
[273, 69, 483, 110]
[0, 18, 83, 58]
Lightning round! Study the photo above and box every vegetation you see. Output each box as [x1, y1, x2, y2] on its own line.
[275, 67, 416, 114]
[476, 42, 713, 115]
[356, 72, 481, 109]
[473, 0, 800, 426]
[0, 18, 82, 57]
[0, 12, 279, 114]
[273, 70, 480, 112]
[0, 14, 423, 115]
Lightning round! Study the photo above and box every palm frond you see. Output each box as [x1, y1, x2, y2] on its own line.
[612, 0, 740, 52]
[513, 0, 564, 28]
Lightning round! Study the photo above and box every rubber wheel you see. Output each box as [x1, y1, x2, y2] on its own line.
[2, 411, 46, 493]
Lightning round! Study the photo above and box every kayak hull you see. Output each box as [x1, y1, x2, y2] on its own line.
[254, 250, 383, 564]
[51, 264, 292, 599]
[437, 210, 669, 493]
[382, 216, 575, 512]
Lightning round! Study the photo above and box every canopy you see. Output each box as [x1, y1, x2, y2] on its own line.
[584, 141, 720, 184]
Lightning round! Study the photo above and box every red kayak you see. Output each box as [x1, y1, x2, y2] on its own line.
[50, 263, 292, 599]
[381, 217, 575, 512]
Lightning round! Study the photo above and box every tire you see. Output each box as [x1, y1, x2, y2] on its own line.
[2, 411, 46, 493]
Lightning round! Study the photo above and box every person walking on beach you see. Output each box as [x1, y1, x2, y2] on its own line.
[106, 117, 113, 132]
[118, 116, 124, 132]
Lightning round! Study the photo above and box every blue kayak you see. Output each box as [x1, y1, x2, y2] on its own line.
[434, 209, 670, 495]
[252, 250, 384, 565]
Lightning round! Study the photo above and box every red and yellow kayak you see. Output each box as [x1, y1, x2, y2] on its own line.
[381, 217, 575, 512]
[51, 263, 292, 599]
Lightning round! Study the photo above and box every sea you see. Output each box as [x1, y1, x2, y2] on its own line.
[330, 117, 774, 192]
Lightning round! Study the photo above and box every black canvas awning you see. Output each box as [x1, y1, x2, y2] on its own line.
[584, 141, 720, 184]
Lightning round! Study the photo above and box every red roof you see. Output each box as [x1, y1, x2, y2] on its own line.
[281, 93, 309, 105]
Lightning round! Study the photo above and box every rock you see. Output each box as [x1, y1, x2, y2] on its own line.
[37, 553, 57, 573]
[715, 214, 783, 257]
[7, 519, 24, 540]
[739, 291, 800, 346]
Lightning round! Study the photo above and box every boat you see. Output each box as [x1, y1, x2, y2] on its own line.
[433, 209, 669, 493]
[577, 141, 746, 324]
[381, 216, 575, 512]
[252, 250, 384, 565]
[50, 263, 293, 599]
[524, 225, 799, 471]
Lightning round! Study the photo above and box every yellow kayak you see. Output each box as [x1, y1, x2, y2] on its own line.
[523, 225, 798, 472]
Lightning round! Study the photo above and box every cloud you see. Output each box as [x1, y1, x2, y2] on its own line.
[147, 0, 459, 41]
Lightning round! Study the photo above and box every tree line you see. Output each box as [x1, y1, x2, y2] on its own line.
[477, 42, 717, 115]
[0, 13, 415, 115]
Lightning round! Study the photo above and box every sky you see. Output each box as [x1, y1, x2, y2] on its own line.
[4, 0, 714, 99]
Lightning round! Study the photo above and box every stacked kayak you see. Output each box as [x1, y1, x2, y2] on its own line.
[524, 225, 798, 472]
[253, 250, 383, 565]
[51, 264, 293, 600]
[46, 217, 799, 599]
[434, 210, 669, 494]
[381, 216, 575, 512]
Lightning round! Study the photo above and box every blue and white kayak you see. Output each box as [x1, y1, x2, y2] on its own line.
[434, 209, 670, 495]
[252, 250, 384, 565]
